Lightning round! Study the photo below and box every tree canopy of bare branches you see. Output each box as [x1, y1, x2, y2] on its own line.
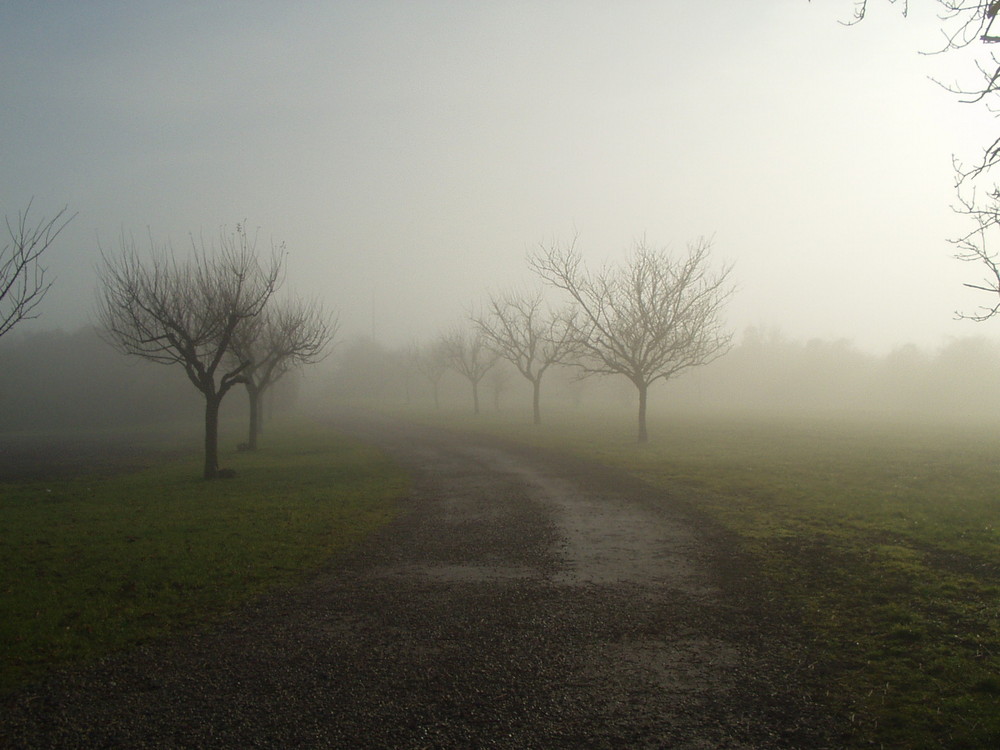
[97, 223, 284, 478]
[841, 1, 1000, 181]
[229, 295, 337, 450]
[472, 288, 577, 424]
[841, 2, 1000, 319]
[529, 237, 733, 443]
[1, 202, 74, 339]
[441, 327, 497, 415]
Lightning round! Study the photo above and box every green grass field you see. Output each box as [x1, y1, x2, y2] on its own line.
[404, 405, 1000, 750]
[0, 422, 407, 695]
[5, 406, 999, 747]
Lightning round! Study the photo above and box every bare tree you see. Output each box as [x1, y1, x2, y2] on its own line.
[529, 237, 733, 443]
[230, 295, 337, 450]
[97, 224, 284, 479]
[1, 202, 74, 339]
[472, 288, 577, 424]
[411, 340, 450, 409]
[442, 327, 497, 414]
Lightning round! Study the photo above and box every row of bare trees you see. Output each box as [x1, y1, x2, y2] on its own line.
[1, 206, 334, 478]
[97, 224, 336, 479]
[2, 202, 729, 448]
[418, 236, 733, 444]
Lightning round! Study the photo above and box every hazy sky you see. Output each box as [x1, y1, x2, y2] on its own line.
[2, 1, 997, 352]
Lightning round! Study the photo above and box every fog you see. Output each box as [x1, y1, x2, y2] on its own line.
[0, 327, 300, 434]
[316, 327, 1000, 425]
[4, 2, 1000, 435]
[4, 324, 997, 442]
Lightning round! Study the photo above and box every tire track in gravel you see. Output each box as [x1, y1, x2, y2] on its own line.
[0, 412, 846, 748]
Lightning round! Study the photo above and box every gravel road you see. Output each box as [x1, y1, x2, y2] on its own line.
[1, 413, 847, 748]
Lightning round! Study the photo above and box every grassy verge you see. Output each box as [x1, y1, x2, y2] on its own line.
[404, 406, 1000, 749]
[0, 422, 407, 695]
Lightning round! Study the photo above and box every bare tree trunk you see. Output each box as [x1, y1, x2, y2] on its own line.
[532, 378, 541, 425]
[204, 395, 221, 479]
[433, 381, 440, 410]
[472, 380, 480, 414]
[259, 389, 266, 437]
[245, 382, 260, 450]
[637, 382, 649, 444]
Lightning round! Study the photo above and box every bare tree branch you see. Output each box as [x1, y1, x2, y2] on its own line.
[1, 201, 74, 339]
[949, 183, 1000, 318]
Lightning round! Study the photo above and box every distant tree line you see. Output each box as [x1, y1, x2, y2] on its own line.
[0, 325, 304, 434]
[0, 326, 200, 431]
[7, 325, 997, 441]
[677, 329, 1000, 420]
[325, 327, 1000, 424]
